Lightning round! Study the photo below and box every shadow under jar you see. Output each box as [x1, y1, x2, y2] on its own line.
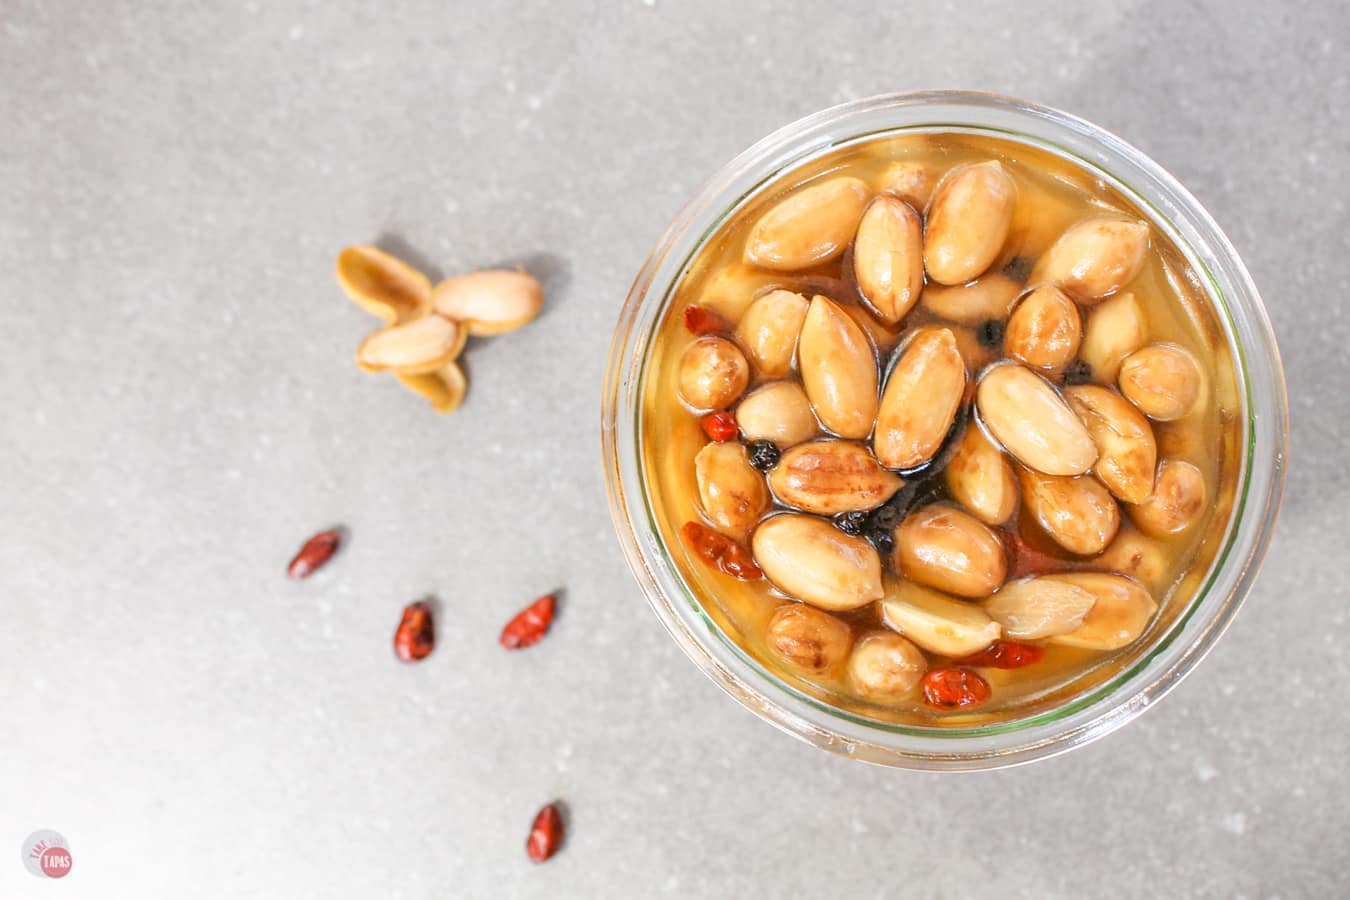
[603, 92, 1286, 769]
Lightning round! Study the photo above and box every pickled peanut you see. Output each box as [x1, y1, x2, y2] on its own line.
[1097, 524, 1171, 594]
[840, 299, 904, 357]
[356, 315, 466, 374]
[853, 195, 924, 324]
[981, 577, 1096, 639]
[1081, 291, 1147, 382]
[698, 264, 781, 323]
[1032, 218, 1149, 300]
[745, 177, 871, 271]
[945, 425, 1018, 525]
[873, 328, 966, 470]
[1156, 417, 1210, 462]
[1118, 343, 1203, 421]
[894, 504, 1007, 598]
[1046, 573, 1157, 650]
[735, 289, 810, 377]
[430, 269, 543, 336]
[1018, 468, 1120, 556]
[976, 364, 1097, 476]
[797, 296, 879, 439]
[771, 273, 854, 307]
[336, 245, 432, 324]
[734, 381, 819, 447]
[879, 579, 1002, 657]
[752, 514, 884, 611]
[678, 336, 750, 410]
[1004, 180, 1083, 259]
[1129, 459, 1207, 537]
[766, 603, 852, 674]
[769, 440, 902, 515]
[1004, 285, 1081, 374]
[878, 160, 937, 209]
[920, 274, 1022, 324]
[924, 161, 1017, 285]
[848, 632, 928, 701]
[695, 442, 770, 540]
[1064, 384, 1158, 504]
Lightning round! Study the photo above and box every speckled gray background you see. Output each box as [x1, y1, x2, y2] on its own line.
[1, 1, 1344, 897]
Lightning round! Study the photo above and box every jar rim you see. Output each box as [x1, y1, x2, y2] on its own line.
[601, 90, 1288, 770]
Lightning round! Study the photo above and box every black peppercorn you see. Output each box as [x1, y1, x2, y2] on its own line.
[834, 511, 868, 536]
[1001, 256, 1033, 282]
[864, 526, 895, 557]
[977, 319, 1005, 348]
[746, 439, 781, 472]
[1062, 359, 1093, 385]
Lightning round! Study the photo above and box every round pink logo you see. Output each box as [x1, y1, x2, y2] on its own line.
[22, 830, 72, 879]
[41, 846, 72, 878]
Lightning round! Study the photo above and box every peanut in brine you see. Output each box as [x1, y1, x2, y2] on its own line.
[648, 130, 1233, 723]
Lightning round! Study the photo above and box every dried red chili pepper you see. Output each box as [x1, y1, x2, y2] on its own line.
[700, 411, 739, 442]
[1001, 531, 1074, 579]
[956, 640, 1045, 669]
[393, 600, 435, 662]
[500, 593, 556, 650]
[682, 305, 726, 336]
[680, 521, 762, 580]
[526, 803, 564, 863]
[921, 667, 992, 710]
[287, 529, 340, 579]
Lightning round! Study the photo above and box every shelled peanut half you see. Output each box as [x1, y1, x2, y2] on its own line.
[669, 146, 1217, 715]
[336, 245, 544, 413]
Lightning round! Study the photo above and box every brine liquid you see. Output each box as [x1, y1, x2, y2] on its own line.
[642, 131, 1241, 726]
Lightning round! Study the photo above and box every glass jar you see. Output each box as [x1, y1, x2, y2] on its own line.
[601, 91, 1287, 770]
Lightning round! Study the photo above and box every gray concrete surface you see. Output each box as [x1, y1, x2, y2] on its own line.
[1, 1, 1345, 897]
